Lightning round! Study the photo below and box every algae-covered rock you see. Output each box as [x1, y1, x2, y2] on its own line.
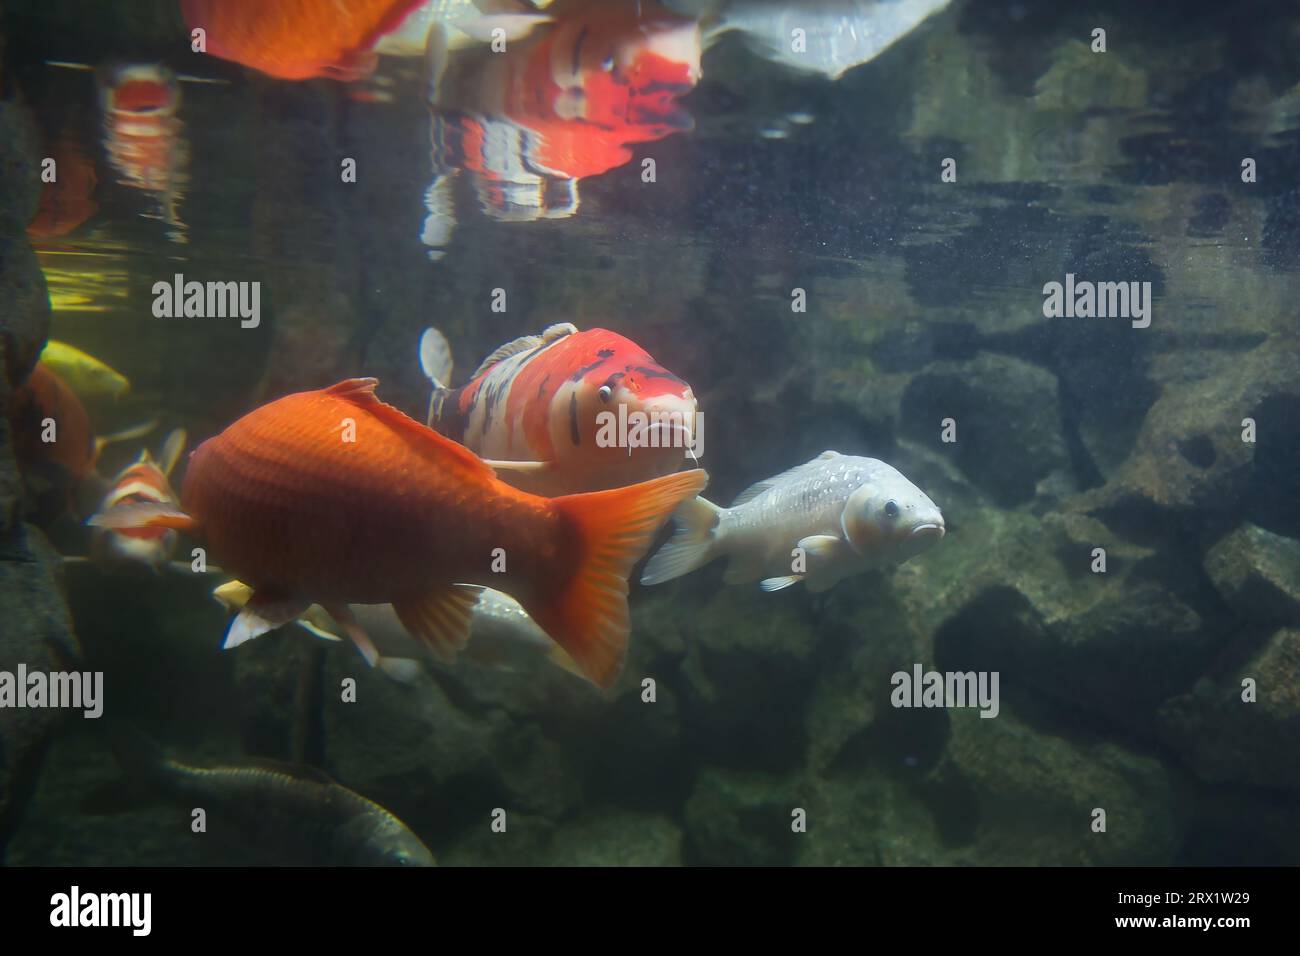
[0, 525, 83, 853]
[797, 770, 948, 866]
[676, 585, 823, 769]
[1157, 627, 1300, 791]
[437, 811, 558, 867]
[684, 767, 801, 866]
[900, 351, 1068, 506]
[896, 505, 1211, 725]
[1075, 340, 1300, 518]
[547, 808, 683, 866]
[926, 706, 1181, 865]
[0, 94, 77, 856]
[1204, 524, 1300, 625]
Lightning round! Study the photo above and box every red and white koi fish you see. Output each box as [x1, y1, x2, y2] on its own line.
[90, 429, 187, 571]
[421, 323, 701, 496]
[420, 0, 700, 253]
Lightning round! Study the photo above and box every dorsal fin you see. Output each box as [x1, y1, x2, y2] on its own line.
[730, 451, 843, 507]
[469, 323, 577, 379]
[322, 378, 496, 482]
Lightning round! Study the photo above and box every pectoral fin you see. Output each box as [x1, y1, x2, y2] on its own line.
[224, 594, 312, 650]
[759, 575, 803, 592]
[796, 534, 846, 561]
[480, 459, 552, 473]
[392, 584, 485, 663]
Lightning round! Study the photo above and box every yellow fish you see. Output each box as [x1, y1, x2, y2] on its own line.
[39, 340, 130, 401]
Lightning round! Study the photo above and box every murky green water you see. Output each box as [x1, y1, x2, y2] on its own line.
[2, 0, 1299, 866]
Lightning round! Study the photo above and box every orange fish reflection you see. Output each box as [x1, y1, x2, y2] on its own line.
[180, 0, 427, 81]
[422, 0, 700, 257]
[27, 136, 99, 242]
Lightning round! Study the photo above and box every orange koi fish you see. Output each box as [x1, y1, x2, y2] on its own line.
[90, 430, 187, 571]
[90, 378, 707, 689]
[421, 323, 700, 496]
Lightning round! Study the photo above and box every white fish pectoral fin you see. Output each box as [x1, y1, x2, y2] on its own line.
[760, 575, 803, 592]
[797, 534, 847, 562]
[480, 459, 552, 472]
[224, 596, 312, 650]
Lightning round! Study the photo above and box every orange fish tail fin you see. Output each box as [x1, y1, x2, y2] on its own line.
[530, 469, 709, 690]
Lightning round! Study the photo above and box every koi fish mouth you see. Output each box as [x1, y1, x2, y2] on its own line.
[909, 523, 946, 541]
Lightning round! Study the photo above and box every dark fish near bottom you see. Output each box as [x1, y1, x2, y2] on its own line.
[108, 729, 434, 867]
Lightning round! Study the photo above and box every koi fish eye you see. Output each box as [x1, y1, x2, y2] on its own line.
[597, 385, 614, 403]
[883, 500, 900, 520]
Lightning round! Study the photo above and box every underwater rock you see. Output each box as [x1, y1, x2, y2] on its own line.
[801, 576, 923, 775]
[797, 770, 948, 866]
[1156, 627, 1300, 792]
[1204, 524, 1300, 625]
[438, 811, 557, 867]
[0, 101, 42, 233]
[0, 114, 50, 391]
[0, 96, 76, 856]
[546, 808, 683, 866]
[898, 506, 1211, 726]
[4, 730, 205, 866]
[675, 585, 822, 770]
[1074, 340, 1300, 519]
[0, 525, 82, 854]
[925, 706, 1181, 865]
[900, 351, 1068, 507]
[683, 766, 801, 866]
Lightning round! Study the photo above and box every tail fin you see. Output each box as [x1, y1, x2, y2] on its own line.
[640, 495, 725, 586]
[526, 469, 709, 689]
